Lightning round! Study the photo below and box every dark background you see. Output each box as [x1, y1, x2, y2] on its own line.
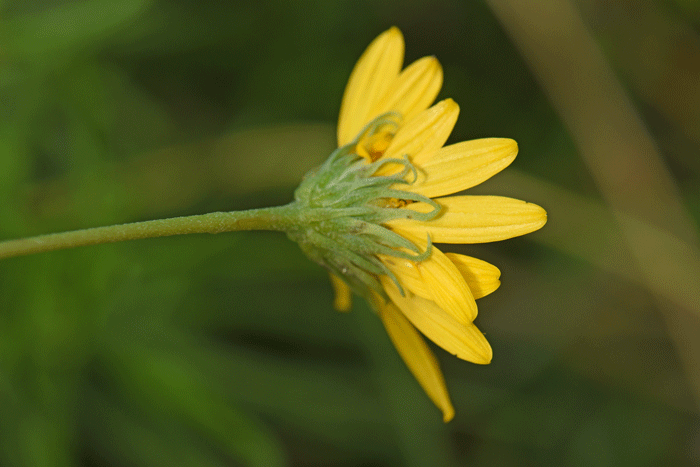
[1, 0, 700, 465]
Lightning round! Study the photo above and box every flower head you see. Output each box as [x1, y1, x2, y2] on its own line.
[291, 27, 546, 422]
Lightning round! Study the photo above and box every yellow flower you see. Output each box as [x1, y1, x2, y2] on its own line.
[331, 27, 547, 422]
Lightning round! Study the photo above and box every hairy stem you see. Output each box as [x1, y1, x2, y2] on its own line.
[0, 204, 300, 260]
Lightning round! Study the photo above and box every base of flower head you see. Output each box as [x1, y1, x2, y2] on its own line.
[289, 114, 443, 302]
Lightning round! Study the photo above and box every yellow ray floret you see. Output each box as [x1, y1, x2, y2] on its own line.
[402, 138, 519, 199]
[375, 56, 443, 126]
[382, 278, 493, 364]
[380, 99, 459, 164]
[387, 196, 547, 244]
[377, 302, 455, 422]
[445, 253, 501, 300]
[380, 231, 477, 323]
[338, 28, 405, 146]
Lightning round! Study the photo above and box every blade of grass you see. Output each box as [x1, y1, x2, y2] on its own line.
[486, 0, 700, 407]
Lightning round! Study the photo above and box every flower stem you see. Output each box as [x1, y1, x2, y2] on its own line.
[0, 203, 301, 260]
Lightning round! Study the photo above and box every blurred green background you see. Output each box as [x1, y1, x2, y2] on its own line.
[2, 0, 700, 465]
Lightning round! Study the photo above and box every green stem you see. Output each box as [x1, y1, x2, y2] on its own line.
[0, 203, 301, 260]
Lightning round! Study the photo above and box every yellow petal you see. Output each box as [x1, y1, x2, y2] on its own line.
[381, 234, 477, 323]
[378, 255, 431, 298]
[337, 27, 404, 146]
[444, 253, 501, 299]
[373, 56, 443, 125]
[377, 302, 455, 422]
[387, 195, 547, 243]
[329, 273, 352, 312]
[375, 99, 459, 175]
[402, 138, 518, 198]
[383, 278, 492, 364]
